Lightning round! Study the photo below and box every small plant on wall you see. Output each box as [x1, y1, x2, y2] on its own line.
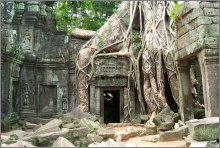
[168, 2, 184, 22]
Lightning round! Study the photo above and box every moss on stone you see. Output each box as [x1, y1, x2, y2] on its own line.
[193, 126, 219, 141]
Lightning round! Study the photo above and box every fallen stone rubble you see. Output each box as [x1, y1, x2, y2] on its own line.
[1, 109, 219, 147]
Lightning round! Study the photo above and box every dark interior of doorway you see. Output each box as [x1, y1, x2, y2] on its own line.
[103, 90, 120, 124]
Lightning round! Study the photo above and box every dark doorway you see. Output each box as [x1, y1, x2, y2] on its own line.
[103, 90, 120, 123]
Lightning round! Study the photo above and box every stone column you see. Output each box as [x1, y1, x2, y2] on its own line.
[89, 81, 96, 114]
[198, 49, 219, 117]
[177, 61, 194, 122]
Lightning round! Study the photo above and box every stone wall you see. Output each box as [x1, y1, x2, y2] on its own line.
[175, 1, 219, 121]
[1, 1, 88, 118]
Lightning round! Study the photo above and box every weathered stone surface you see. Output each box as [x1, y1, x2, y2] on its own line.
[23, 128, 69, 141]
[26, 122, 38, 129]
[158, 122, 175, 131]
[107, 123, 131, 127]
[5, 130, 27, 140]
[140, 115, 149, 123]
[52, 137, 75, 147]
[115, 127, 146, 141]
[87, 134, 103, 143]
[32, 119, 62, 135]
[1, 140, 36, 147]
[173, 125, 189, 137]
[131, 117, 141, 124]
[159, 131, 184, 142]
[88, 138, 125, 147]
[145, 125, 157, 135]
[187, 117, 219, 141]
[153, 107, 174, 126]
[141, 135, 159, 143]
[203, 8, 219, 16]
[63, 123, 79, 129]
[66, 127, 89, 138]
[97, 128, 115, 139]
[79, 118, 99, 132]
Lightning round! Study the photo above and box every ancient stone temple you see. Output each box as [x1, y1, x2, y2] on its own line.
[1, 1, 88, 119]
[175, 1, 219, 121]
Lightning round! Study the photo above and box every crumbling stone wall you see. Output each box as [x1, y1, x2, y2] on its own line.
[1, 1, 87, 118]
[175, 1, 219, 121]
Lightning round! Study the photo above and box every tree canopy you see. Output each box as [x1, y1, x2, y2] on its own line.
[53, 0, 120, 33]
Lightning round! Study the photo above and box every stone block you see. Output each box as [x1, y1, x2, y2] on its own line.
[153, 107, 174, 126]
[203, 8, 219, 16]
[63, 123, 79, 129]
[87, 134, 103, 143]
[200, 2, 214, 8]
[97, 128, 115, 139]
[177, 16, 212, 38]
[158, 122, 175, 131]
[79, 118, 99, 132]
[159, 131, 184, 142]
[26, 122, 38, 129]
[145, 125, 157, 135]
[141, 135, 159, 143]
[52, 137, 75, 147]
[2, 140, 36, 147]
[140, 115, 149, 123]
[66, 127, 89, 138]
[5, 130, 27, 140]
[173, 125, 189, 137]
[178, 8, 204, 29]
[33, 119, 62, 135]
[187, 117, 219, 141]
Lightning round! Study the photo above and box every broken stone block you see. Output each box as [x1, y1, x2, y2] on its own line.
[26, 122, 38, 129]
[63, 123, 79, 129]
[159, 131, 184, 142]
[52, 137, 76, 147]
[145, 125, 157, 135]
[1, 140, 36, 147]
[66, 127, 89, 138]
[5, 130, 27, 139]
[190, 141, 208, 147]
[28, 137, 53, 147]
[153, 107, 175, 126]
[33, 119, 62, 135]
[97, 128, 115, 139]
[172, 113, 181, 123]
[23, 128, 70, 141]
[115, 127, 146, 141]
[107, 123, 131, 127]
[173, 124, 189, 136]
[87, 134, 103, 143]
[187, 117, 219, 141]
[140, 115, 149, 123]
[131, 116, 141, 124]
[80, 118, 99, 132]
[158, 122, 175, 131]
[141, 135, 159, 143]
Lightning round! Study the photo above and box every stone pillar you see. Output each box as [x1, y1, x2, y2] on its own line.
[89, 81, 96, 114]
[198, 49, 219, 117]
[177, 61, 194, 122]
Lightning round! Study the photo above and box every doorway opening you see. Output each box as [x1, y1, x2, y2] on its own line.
[103, 90, 120, 124]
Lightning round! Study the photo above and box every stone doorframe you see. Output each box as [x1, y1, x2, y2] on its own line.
[176, 49, 219, 122]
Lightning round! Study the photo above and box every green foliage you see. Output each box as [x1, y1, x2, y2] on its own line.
[168, 2, 184, 21]
[53, 0, 120, 34]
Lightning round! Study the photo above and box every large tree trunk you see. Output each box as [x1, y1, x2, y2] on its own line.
[76, 1, 183, 116]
